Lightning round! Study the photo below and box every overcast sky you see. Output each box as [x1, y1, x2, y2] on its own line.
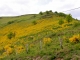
[0, 0, 80, 19]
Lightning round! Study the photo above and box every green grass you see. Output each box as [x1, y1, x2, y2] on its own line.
[0, 11, 80, 60]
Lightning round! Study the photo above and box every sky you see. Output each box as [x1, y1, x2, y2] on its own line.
[0, 0, 80, 19]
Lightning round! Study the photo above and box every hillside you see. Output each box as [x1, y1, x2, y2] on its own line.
[0, 11, 80, 60]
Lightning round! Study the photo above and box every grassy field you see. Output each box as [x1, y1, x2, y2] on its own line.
[0, 11, 80, 60]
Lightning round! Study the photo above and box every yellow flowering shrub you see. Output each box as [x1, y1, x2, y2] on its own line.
[16, 46, 25, 53]
[43, 37, 52, 45]
[69, 34, 80, 43]
[4, 44, 13, 55]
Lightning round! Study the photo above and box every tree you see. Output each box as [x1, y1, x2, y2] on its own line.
[54, 11, 58, 14]
[58, 19, 64, 25]
[66, 14, 72, 23]
[46, 11, 49, 14]
[49, 10, 53, 12]
[39, 11, 43, 15]
[7, 32, 15, 39]
[32, 20, 37, 25]
[58, 12, 66, 17]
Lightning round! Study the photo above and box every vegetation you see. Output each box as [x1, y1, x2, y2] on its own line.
[32, 20, 37, 25]
[39, 11, 43, 15]
[7, 32, 15, 39]
[58, 19, 64, 25]
[58, 12, 66, 17]
[0, 11, 80, 60]
[66, 14, 73, 23]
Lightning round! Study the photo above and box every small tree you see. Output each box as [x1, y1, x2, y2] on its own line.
[54, 11, 58, 14]
[66, 14, 72, 23]
[58, 12, 66, 17]
[58, 19, 64, 25]
[7, 32, 15, 39]
[32, 20, 37, 25]
[39, 11, 43, 15]
[46, 11, 49, 14]
[49, 10, 53, 12]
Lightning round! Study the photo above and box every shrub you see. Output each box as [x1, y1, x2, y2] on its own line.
[4, 44, 13, 55]
[16, 46, 25, 54]
[49, 10, 53, 12]
[58, 19, 64, 25]
[43, 37, 52, 46]
[54, 11, 58, 14]
[46, 11, 49, 14]
[7, 21, 14, 24]
[7, 32, 15, 39]
[58, 12, 66, 17]
[66, 14, 72, 23]
[0, 48, 5, 55]
[73, 22, 80, 27]
[39, 11, 43, 15]
[69, 34, 80, 43]
[32, 21, 37, 25]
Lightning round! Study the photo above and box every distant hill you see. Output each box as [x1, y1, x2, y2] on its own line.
[0, 11, 80, 60]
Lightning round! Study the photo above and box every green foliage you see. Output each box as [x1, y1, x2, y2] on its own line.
[7, 32, 15, 39]
[73, 22, 80, 27]
[66, 14, 72, 23]
[49, 10, 53, 12]
[0, 48, 4, 55]
[54, 11, 58, 14]
[0, 17, 2, 19]
[1, 11, 80, 60]
[46, 11, 49, 14]
[39, 11, 43, 15]
[58, 19, 64, 25]
[58, 12, 66, 17]
[7, 21, 15, 24]
[45, 10, 53, 15]
[32, 20, 37, 25]
[33, 15, 36, 18]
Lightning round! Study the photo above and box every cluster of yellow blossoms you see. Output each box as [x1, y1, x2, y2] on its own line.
[69, 34, 80, 43]
[4, 44, 13, 55]
[43, 37, 52, 45]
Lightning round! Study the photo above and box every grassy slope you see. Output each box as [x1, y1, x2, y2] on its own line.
[0, 12, 80, 60]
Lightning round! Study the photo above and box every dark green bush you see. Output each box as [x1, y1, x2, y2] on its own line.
[54, 11, 58, 14]
[73, 22, 80, 27]
[7, 32, 15, 39]
[66, 14, 72, 23]
[58, 12, 66, 17]
[32, 21, 37, 25]
[46, 11, 49, 14]
[49, 10, 53, 12]
[58, 19, 64, 25]
[39, 11, 43, 15]
[7, 21, 14, 24]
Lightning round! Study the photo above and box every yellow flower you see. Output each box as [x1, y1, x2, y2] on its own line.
[4, 45, 13, 55]
[69, 34, 80, 43]
[43, 37, 52, 45]
[16, 46, 25, 53]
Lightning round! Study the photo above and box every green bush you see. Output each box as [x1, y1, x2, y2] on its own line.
[49, 10, 53, 12]
[66, 14, 72, 23]
[58, 12, 66, 17]
[46, 11, 49, 14]
[7, 21, 15, 24]
[54, 11, 58, 14]
[7, 32, 15, 39]
[58, 19, 64, 25]
[32, 21, 37, 25]
[39, 11, 43, 15]
[73, 22, 80, 27]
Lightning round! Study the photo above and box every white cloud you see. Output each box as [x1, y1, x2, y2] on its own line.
[0, 0, 80, 19]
